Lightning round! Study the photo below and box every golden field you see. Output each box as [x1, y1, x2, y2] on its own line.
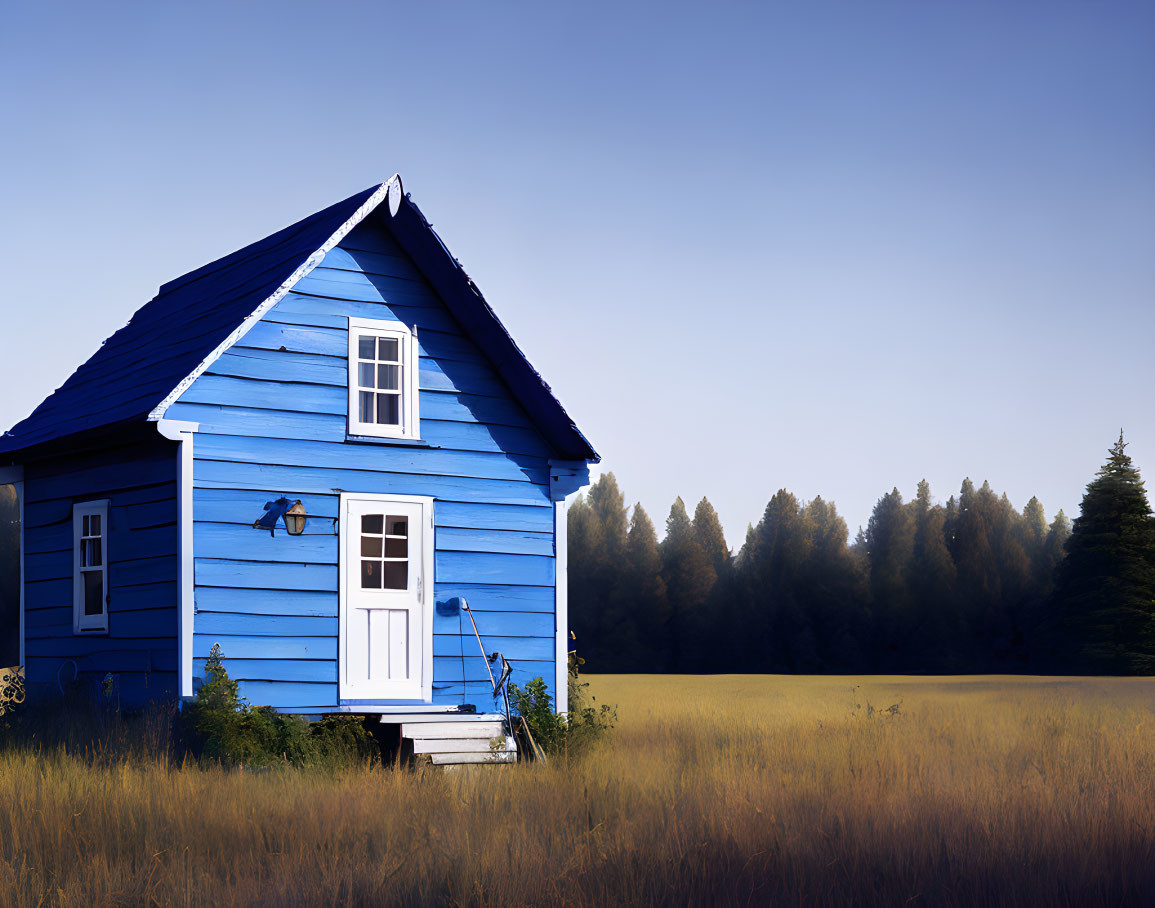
[1, 674, 1154, 906]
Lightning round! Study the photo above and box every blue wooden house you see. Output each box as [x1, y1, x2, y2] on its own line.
[0, 176, 597, 731]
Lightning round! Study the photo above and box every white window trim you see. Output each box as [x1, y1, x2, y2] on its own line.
[73, 500, 110, 634]
[347, 317, 421, 440]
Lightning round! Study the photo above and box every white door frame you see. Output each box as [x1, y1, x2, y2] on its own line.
[338, 492, 434, 703]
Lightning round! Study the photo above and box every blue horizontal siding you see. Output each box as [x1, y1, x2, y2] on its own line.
[196, 613, 338, 638]
[194, 434, 547, 484]
[197, 658, 336, 683]
[24, 482, 176, 530]
[20, 439, 180, 708]
[196, 559, 337, 591]
[179, 218, 559, 713]
[431, 635, 553, 661]
[433, 584, 556, 613]
[194, 586, 336, 617]
[193, 635, 335, 660]
[192, 460, 552, 505]
[198, 655, 555, 687]
[432, 610, 553, 638]
[434, 527, 553, 557]
[435, 551, 555, 586]
[165, 404, 552, 458]
[235, 680, 335, 708]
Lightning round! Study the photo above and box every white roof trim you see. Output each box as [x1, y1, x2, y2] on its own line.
[146, 175, 401, 422]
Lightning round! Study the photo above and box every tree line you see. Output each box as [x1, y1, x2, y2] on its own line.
[569, 434, 1155, 675]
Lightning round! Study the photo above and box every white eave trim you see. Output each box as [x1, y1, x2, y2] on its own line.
[146, 175, 402, 422]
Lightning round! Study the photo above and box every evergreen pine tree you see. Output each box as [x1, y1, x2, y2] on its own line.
[692, 497, 730, 574]
[588, 473, 628, 560]
[660, 497, 717, 671]
[909, 482, 962, 670]
[1044, 510, 1071, 572]
[864, 487, 916, 665]
[624, 504, 670, 671]
[1053, 433, 1155, 673]
[567, 494, 608, 664]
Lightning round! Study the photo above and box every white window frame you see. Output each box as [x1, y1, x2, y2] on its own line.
[73, 500, 109, 634]
[347, 317, 420, 440]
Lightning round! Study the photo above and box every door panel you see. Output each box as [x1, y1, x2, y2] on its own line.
[340, 494, 432, 701]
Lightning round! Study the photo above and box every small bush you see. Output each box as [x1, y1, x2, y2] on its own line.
[179, 644, 379, 768]
[509, 650, 616, 758]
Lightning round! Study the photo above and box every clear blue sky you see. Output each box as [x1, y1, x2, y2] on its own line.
[1, 2, 1152, 546]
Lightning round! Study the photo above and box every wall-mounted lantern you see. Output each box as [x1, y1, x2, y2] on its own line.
[253, 498, 307, 537]
[284, 500, 307, 536]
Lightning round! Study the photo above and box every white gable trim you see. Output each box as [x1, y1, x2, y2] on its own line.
[146, 175, 402, 422]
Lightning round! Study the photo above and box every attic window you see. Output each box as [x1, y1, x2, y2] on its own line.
[347, 318, 420, 440]
[73, 500, 109, 633]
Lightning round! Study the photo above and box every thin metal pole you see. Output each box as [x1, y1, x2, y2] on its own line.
[461, 598, 497, 693]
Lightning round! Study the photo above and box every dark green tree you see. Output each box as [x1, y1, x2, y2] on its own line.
[909, 481, 962, 670]
[864, 487, 915, 663]
[1053, 433, 1155, 673]
[660, 497, 717, 670]
[692, 497, 730, 574]
[624, 504, 670, 671]
[567, 493, 608, 664]
[588, 473, 628, 561]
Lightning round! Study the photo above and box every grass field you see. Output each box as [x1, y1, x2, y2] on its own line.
[1, 674, 1153, 906]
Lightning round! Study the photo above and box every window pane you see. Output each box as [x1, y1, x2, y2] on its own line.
[387, 516, 407, 537]
[89, 539, 102, 568]
[359, 391, 374, 423]
[361, 536, 382, 557]
[377, 364, 399, 390]
[376, 393, 399, 425]
[91, 514, 100, 536]
[358, 336, 376, 359]
[385, 537, 407, 558]
[378, 338, 399, 361]
[361, 514, 383, 534]
[383, 561, 408, 590]
[83, 570, 104, 616]
[360, 560, 382, 589]
[82, 515, 90, 536]
[358, 363, 376, 388]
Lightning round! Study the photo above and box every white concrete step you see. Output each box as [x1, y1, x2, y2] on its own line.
[403, 720, 504, 739]
[429, 751, 517, 765]
[413, 736, 517, 755]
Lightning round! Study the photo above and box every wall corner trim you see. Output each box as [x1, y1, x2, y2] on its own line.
[156, 419, 198, 697]
[554, 498, 569, 715]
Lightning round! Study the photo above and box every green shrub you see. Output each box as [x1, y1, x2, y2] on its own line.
[509, 650, 616, 758]
[180, 644, 379, 768]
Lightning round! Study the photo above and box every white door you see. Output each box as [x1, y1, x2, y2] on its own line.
[339, 494, 433, 701]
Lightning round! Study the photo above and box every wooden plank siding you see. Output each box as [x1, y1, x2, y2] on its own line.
[21, 440, 179, 704]
[168, 218, 561, 711]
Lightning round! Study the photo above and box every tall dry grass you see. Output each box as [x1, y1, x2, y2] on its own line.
[0, 675, 1153, 906]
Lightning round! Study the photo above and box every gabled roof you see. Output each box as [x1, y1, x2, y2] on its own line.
[0, 177, 598, 462]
